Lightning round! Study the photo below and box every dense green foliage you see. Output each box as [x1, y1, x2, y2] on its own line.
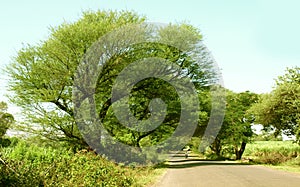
[250, 67, 300, 143]
[0, 102, 14, 139]
[0, 138, 160, 186]
[7, 10, 216, 152]
[7, 10, 146, 147]
[209, 91, 258, 160]
[91, 35, 214, 149]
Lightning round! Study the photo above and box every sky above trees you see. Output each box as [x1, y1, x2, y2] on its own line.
[1, 0, 300, 115]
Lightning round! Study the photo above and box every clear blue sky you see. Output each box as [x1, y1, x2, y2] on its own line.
[1, 0, 300, 113]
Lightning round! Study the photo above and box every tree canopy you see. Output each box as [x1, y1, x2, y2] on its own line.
[7, 9, 220, 157]
[250, 67, 300, 143]
[210, 90, 258, 160]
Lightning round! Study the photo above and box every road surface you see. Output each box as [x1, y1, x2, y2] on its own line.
[153, 154, 300, 187]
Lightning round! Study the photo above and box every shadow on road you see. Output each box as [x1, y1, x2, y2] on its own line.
[167, 158, 228, 163]
[157, 154, 251, 169]
[165, 161, 250, 169]
[169, 155, 199, 158]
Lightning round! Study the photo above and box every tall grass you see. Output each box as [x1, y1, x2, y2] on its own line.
[243, 141, 300, 165]
[0, 139, 161, 186]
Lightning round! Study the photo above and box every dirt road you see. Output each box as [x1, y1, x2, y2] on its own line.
[153, 154, 300, 187]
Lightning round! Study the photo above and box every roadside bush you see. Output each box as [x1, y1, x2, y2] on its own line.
[0, 139, 156, 186]
[0, 158, 44, 186]
[284, 156, 300, 166]
[0, 138, 11, 147]
[186, 137, 201, 154]
[254, 151, 293, 165]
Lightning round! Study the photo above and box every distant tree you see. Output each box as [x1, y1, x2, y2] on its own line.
[211, 91, 258, 160]
[250, 67, 300, 144]
[0, 102, 14, 139]
[252, 131, 282, 141]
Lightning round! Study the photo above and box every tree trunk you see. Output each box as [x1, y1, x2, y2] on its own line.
[210, 138, 222, 156]
[235, 142, 246, 160]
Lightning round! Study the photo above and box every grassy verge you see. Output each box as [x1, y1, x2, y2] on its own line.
[243, 141, 300, 174]
[0, 139, 166, 186]
[134, 167, 166, 187]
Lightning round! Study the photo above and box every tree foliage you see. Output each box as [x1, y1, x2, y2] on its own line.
[7, 11, 146, 147]
[250, 67, 300, 143]
[0, 101, 14, 139]
[91, 40, 215, 150]
[210, 91, 258, 160]
[7, 10, 218, 151]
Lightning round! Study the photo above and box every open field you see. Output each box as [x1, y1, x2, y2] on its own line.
[243, 141, 300, 173]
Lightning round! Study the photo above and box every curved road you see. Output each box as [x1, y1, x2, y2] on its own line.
[153, 154, 300, 187]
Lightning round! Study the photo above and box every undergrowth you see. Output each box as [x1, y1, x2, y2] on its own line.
[0, 138, 160, 187]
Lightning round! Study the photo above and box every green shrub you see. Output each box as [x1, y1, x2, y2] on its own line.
[0, 138, 11, 147]
[0, 139, 156, 186]
[0, 158, 44, 186]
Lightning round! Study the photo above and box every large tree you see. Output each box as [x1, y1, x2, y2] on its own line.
[7, 11, 146, 147]
[210, 91, 258, 160]
[7, 10, 218, 152]
[250, 67, 300, 143]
